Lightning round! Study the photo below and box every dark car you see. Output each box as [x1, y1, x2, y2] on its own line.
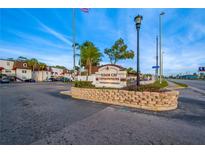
[48, 77, 58, 82]
[0, 77, 10, 83]
[24, 79, 36, 82]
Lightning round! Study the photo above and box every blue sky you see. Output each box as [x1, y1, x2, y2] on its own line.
[0, 8, 205, 75]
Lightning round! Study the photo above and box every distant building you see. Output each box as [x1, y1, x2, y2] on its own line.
[0, 59, 15, 76]
[32, 66, 51, 81]
[180, 74, 198, 80]
[50, 67, 71, 79]
[13, 61, 32, 81]
[50, 67, 64, 78]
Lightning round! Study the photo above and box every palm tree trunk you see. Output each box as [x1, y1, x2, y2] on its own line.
[89, 62, 92, 76]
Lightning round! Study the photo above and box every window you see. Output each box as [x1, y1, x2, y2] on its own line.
[23, 63, 27, 67]
[7, 62, 10, 66]
[22, 70, 27, 73]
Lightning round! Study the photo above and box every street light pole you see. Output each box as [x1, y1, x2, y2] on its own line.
[134, 15, 143, 87]
[72, 8, 76, 73]
[159, 12, 165, 84]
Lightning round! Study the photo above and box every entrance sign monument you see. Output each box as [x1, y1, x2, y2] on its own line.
[95, 64, 127, 88]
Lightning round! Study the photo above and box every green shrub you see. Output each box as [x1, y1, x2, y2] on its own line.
[123, 80, 168, 92]
[73, 81, 95, 88]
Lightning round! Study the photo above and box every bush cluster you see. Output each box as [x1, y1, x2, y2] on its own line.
[73, 80, 168, 92]
[73, 81, 95, 88]
[123, 80, 168, 92]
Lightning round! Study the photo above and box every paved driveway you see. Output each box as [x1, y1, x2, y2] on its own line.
[0, 82, 205, 144]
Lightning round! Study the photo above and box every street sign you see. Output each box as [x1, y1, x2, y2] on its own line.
[152, 66, 160, 69]
[199, 67, 205, 72]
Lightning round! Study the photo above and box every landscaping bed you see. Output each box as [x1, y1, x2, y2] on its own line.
[71, 80, 179, 111]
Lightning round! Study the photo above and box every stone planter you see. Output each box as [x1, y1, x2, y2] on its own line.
[71, 87, 179, 111]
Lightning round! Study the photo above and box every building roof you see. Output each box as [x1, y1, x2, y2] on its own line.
[0, 67, 4, 71]
[13, 61, 31, 70]
[98, 64, 126, 71]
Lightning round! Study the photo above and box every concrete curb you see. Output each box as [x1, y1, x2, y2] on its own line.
[60, 91, 71, 96]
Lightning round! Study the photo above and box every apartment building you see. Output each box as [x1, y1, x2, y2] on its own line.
[13, 61, 32, 81]
[0, 59, 15, 76]
[32, 66, 51, 81]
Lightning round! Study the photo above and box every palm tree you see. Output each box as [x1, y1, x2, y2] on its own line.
[80, 41, 101, 79]
[27, 58, 38, 71]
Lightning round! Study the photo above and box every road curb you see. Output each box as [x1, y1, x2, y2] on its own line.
[60, 91, 71, 96]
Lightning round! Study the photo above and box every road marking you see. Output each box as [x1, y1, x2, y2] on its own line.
[189, 86, 205, 95]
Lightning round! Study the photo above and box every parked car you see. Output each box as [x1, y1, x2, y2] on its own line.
[0, 77, 10, 83]
[48, 77, 58, 82]
[60, 77, 71, 82]
[24, 79, 36, 82]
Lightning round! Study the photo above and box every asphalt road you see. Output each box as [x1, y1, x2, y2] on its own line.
[0, 82, 205, 145]
[169, 79, 205, 90]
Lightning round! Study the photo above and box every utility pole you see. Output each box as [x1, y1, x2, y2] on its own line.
[156, 36, 159, 80]
[159, 12, 165, 84]
[162, 51, 164, 79]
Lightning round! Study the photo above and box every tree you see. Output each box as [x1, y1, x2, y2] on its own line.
[127, 67, 137, 74]
[104, 38, 134, 64]
[80, 41, 101, 77]
[52, 65, 67, 69]
[27, 58, 39, 71]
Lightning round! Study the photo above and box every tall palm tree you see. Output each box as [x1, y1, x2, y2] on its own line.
[80, 41, 101, 79]
[27, 58, 38, 71]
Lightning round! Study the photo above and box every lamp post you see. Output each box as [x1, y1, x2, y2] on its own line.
[72, 9, 76, 73]
[159, 11, 165, 84]
[134, 15, 143, 87]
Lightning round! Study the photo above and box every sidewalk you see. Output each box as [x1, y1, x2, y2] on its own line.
[165, 81, 184, 90]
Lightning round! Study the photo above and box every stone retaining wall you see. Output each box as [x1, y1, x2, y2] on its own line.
[71, 87, 179, 111]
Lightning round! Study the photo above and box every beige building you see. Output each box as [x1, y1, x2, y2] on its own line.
[0, 59, 15, 76]
[13, 61, 32, 81]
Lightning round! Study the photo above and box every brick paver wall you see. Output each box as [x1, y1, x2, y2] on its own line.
[71, 87, 179, 111]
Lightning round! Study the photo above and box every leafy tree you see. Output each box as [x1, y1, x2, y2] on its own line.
[80, 41, 101, 76]
[52, 65, 67, 69]
[104, 38, 134, 64]
[127, 67, 137, 74]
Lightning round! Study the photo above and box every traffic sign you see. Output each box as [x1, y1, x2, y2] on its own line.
[152, 66, 160, 69]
